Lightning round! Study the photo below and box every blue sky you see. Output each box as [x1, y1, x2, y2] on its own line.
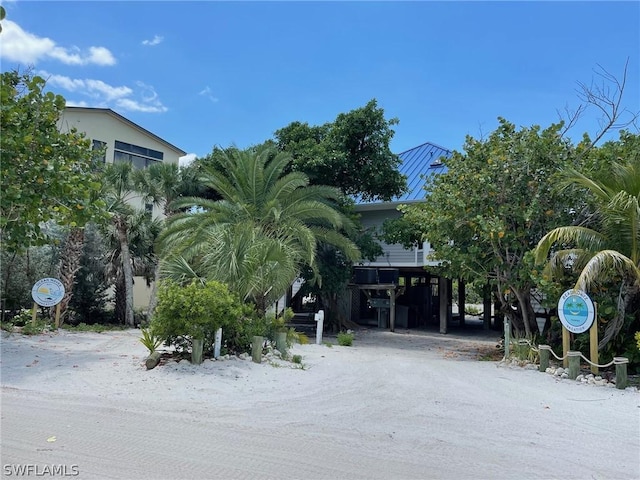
[1, 1, 638, 164]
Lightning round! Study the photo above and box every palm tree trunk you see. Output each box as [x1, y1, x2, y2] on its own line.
[55, 227, 85, 325]
[116, 217, 135, 327]
[146, 261, 161, 321]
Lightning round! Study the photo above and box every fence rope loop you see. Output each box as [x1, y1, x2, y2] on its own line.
[614, 357, 629, 365]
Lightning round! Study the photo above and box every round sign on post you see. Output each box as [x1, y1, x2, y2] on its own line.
[31, 278, 65, 307]
[557, 289, 595, 334]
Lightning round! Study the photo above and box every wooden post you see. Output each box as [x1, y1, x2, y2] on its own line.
[562, 327, 570, 368]
[539, 345, 550, 372]
[389, 288, 396, 332]
[589, 316, 598, 375]
[503, 319, 510, 360]
[54, 303, 62, 328]
[191, 338, 204, 365]
[439, 277, 448, 334]
[214, 328, 222, 359]
[275, 331, 287, 354]
[458, 279, 465, 327]
[483, 284, 492, 330]
[145, 351, 162, 370]
[252, 335, 263, 363]
[568, 351, 580, 379]
[614, 357, 628, 389]
[31, 302, 38, 325]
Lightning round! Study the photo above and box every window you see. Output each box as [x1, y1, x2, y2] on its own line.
[113, 140, 163, 169]
[92, 140, 107, 163]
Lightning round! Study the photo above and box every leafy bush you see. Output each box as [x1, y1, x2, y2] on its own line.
[140, 327, 163, 353]
[337, 331, 354, 346]
[61, 323, 127, 333]
[21, 318, 53, 335]
[10, 308, 34, 327]
[151, 279, 244, 354]
[636, 331, 640, 351]
[220, 303, 266, 355]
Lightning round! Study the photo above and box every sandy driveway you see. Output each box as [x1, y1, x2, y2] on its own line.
[1, 328, 638, 480]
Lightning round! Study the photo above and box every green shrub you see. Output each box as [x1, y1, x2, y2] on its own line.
[464, 305, 482, 316]
[636, 331, 640, 351]
[220, 303, 266, 355]
[21, 318, 52, 335]
[337, 331, 354, 346]
[10, 308, 34, 327]
[151, 279, 243, 354]
[291, 354, 303, 364]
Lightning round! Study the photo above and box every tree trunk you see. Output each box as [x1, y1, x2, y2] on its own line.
[55, 227, 85, 325]
[146, 261, 161, 322]
[116, 217, 135, 327]
[1, 252, 17, 322]
[115, 273, 126, 324]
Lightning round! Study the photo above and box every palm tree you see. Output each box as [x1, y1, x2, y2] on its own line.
[535, 143, 640, 348]
[104, 210, 162, 325]
[159, 146, 360, 314]
[135, 162, 201, 319]
[102, 162, 143, 326]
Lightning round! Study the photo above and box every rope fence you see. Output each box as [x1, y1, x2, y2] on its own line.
[508, 339, 629, 389]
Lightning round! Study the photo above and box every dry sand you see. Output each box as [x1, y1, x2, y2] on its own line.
[1, 327, 639, 480]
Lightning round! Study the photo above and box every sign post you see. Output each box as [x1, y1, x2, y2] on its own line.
[557, 289, 596, 370]
[31, 278, 65, 328]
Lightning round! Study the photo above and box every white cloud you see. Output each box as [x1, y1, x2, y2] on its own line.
[142, 35, 164, 47]
[179, 153, 197, 168]
[115, 98, 167, 113]
[0, 20, 115, 66]
[40, 71, 167, 113]
[199, 86, 219, 103]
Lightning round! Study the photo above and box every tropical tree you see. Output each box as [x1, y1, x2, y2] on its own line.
[393, 119, 584, 336]
[269, 99, 404, 324]
[0, 70, 105, 321]
[274, 98, 406, 202]
[135, 161, 201, 319]
[159, 146, 361, 315]
[0, 70, 103, 254]
[101, 162, 146, 326]
[535, 131, 640, 348]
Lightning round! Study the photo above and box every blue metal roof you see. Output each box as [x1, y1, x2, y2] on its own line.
[356, 140, 452, 206]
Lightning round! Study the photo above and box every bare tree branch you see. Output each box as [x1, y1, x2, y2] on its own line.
[575, 58, 639, 149]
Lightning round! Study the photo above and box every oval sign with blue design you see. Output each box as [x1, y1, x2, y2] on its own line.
[31, 278, 65, 307]
[557, 289, 595, 334]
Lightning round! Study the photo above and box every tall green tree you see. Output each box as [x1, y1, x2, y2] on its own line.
[271, 99, 403, 325]
[396, 119, 584, 335]
[0, 70, 103, 254]
[535, 131, 640, 348]
[159, 146, 360, 315]
[134, 161, 202, 319]
[101, 162, 145, 326]
[275, 99, 406, 202]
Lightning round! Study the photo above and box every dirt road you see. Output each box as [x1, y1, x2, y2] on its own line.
[1, 329, 638, 479]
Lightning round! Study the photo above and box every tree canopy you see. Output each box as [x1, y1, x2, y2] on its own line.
[274, 99, 407, 202]
[0, 70, 103, 254]
[393, 118, 587, 335]
[535, 131, 640, 348]
[159, 146, 361, 314]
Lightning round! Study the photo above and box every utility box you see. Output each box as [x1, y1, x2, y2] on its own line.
[354, 268, 378, 284]
[378, 268, 399, 284]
